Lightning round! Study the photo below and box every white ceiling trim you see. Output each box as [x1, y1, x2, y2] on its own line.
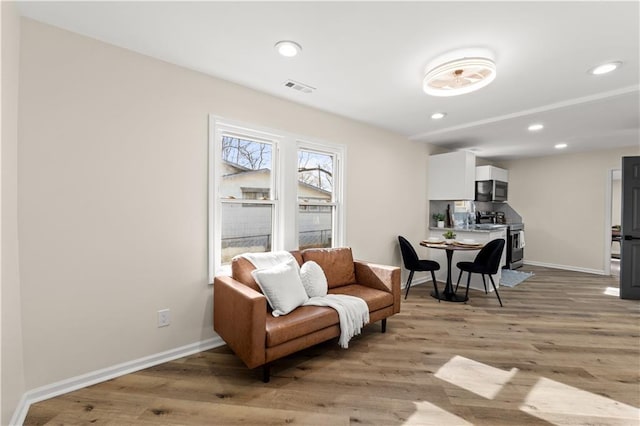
[410, 85, 640, 141]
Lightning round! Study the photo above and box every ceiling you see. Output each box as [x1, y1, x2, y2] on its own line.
[16, 1, 640, 161]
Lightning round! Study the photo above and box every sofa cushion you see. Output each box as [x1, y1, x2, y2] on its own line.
[251, 259, 308, 317]
[266, 305, 339, 347]
[329, 284, 394, 312]
[265, 283, 394, 347]
[301, 247, 357, 288]
[300, 261, 328, 298]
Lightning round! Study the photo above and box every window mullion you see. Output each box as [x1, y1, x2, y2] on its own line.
[277, 138, 299, 251]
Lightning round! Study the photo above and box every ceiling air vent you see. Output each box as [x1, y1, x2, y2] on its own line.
[283, 79, 315, 94]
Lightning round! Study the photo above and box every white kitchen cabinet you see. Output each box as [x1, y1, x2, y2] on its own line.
[428, 151, 476, 200]
[476, 165, 508, 182]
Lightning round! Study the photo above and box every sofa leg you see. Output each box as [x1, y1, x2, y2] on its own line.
[262, 364, 271, 383]
[381, 318, 387, 333]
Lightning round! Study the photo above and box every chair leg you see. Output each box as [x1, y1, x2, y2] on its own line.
[404, 270, 415, 299]
[455, 269, 463, 292]
[431, 270, 440, 303]
[464, 272, 472, 301]
[381, 318, 387, 333]
[262, 363, 271, 383]
[488, 275, 503, 307]
[481, 274, 488, 294]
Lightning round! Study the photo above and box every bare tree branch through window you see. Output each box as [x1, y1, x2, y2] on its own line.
[298, 150, 333, 193]
[222, 136, 271, 170]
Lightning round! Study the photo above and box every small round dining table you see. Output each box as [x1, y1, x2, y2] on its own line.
[420, 241, 484, 302]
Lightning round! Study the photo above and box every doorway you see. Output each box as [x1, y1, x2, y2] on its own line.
[606, 169, 621, 278]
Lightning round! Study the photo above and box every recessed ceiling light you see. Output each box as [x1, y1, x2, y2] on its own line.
[528, 123, 544, 131]
[589, 61, 622, 75]
[555, 143, 568, 149]
[274, 40, 302, 58]
[431, 112, 446, 120]
[423, 57, 496, 97]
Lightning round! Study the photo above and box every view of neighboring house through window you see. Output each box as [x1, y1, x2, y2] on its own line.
[219, 135, 274, 265]
[298, 149, 335, 249]
[210, 117, 345, 279]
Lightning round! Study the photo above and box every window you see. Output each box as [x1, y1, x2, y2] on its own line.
[298, 148, 336, 249]
[209, 117, 345, 280]
[217, 134, 275, 264]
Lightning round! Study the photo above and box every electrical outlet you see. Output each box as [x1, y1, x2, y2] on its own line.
[157, 309, 170, 327]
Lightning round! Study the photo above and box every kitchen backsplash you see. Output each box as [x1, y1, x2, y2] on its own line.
[429, 200, 523, 227]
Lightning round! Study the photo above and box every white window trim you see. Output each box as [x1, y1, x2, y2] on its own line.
[208, 115, 346, 282]
[297, 140, 346, 252]
[209, 117, 282, 280]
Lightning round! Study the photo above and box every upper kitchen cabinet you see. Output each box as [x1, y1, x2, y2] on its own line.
[476, 165, 508, 182]
[475, 165, 509, 202]
[428, 151, 476, 200]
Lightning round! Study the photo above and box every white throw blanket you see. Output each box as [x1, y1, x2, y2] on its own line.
[304, 294, 370, 348]
[242, 251, 297, 270]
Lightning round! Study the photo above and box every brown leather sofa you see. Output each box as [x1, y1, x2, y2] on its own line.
[213, 247, 401, 381]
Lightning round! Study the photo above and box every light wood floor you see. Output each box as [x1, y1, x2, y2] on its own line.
[25, 266, 640, 425]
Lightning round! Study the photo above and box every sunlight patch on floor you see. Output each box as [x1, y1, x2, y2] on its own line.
[520, 377, 640, 425]
[402, 401, 473, 426]
[435, 355, 518, 400]
[604, 287, 620, 297]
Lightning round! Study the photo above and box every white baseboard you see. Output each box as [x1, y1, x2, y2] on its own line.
[10, 336, 225, 426]
[523, 260, 605, 276]
[400, 276, 429, 290]
[406, 262, 606, 284]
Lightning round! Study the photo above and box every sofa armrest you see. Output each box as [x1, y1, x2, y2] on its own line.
[354, 261, 401, 314]
[213, 275, 267, 369]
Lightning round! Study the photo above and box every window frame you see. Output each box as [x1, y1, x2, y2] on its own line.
[296, 142, 344, 251]
[210, 119, 282, 279]
[209, 116, 345, 282]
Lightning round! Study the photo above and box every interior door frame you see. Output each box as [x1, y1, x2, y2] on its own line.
[604, 169, 612, 276]
[603, 168, 620, 277]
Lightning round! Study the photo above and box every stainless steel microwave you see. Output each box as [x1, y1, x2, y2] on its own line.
[475, 180, 508, 202]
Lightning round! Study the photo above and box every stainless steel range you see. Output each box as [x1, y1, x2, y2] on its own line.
[506, 223, 524, 269]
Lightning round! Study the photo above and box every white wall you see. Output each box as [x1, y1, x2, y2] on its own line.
[17, 18, 429, 393]
[1, 2, 26, 425]
[503, 146, 639, 273]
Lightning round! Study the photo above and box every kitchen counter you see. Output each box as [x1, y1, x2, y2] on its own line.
[429, 225, 508, 234]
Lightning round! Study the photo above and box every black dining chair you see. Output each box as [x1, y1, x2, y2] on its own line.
[398, 236, 441, 301]
[455, 238, 506, 306]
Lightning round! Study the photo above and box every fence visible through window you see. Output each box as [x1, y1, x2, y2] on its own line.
[220, 228, 331, 263]
[221, 233, 272, 264]
[298, 229, 332, 249]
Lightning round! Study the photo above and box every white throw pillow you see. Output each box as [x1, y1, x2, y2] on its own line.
[300, 261, 328, 298]
[251, 259, 308, 317]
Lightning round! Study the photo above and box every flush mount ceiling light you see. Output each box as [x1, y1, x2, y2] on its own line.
[528, 123, 544, 132]
[555, 143, 568, 149]
[431, 112, 447, 120]
[589, 61, 622, 75]
[423, 57, 496, 97]
[275, 40, 302, 58]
